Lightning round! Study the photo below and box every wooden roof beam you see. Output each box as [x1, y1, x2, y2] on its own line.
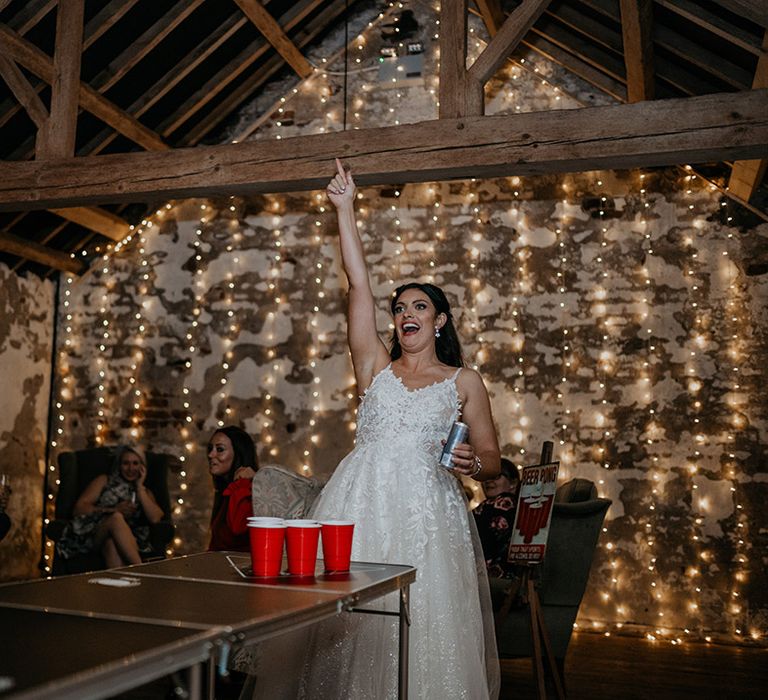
[712, 1, 768, 29]
[0, 52, 51, 158]
[728, 30, 768, 203]
[88, 0, 205, 94]
[0, 0, 141, 131]
[520, 35, 627, 102]
[0, 89, 765, 209]
[620, 0, 655, 102]
[5, 0, 56, 35]
[0, 53, 48, 129]
[654, 0, 763, 57]
[469, 0, 552, 86]
[49, 206, 131, 240]
[157, 0, 323, 138]
[0, 23, 169, 151]
[184, 0, 342, 145]
[442, 0, 552, 118]
[40, 0, 85, 160]
[0, 23, 136, 244]
[0, 229, 85, 274]
[233, 0, 313, 79]
[474, 0, 505, 37]
[439, 0, 472, 119]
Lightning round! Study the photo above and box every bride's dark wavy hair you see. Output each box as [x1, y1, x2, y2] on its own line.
[389, 282, 465, 368]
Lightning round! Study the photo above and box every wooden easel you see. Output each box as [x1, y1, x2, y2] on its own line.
[497, 441, 566, 700]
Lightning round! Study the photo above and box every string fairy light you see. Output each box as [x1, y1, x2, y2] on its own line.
[553, 181, 574, 480]
[679, 173, 708, 640]
[34, 0, 764, 643]
[721, 224, 750, 641]
[41, 274, 78, 574]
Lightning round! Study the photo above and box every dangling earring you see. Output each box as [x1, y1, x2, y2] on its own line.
[435, 327, 441, 338]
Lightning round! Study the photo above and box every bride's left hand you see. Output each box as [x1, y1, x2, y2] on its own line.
[448, 441, 477, 476]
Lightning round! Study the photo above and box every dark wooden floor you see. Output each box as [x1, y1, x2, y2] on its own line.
[501, 631, 768, 699]
[113, 630, 767, 699]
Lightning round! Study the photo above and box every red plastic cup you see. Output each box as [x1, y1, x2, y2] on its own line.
[320, 520, 355, 572]
[248, 522, 286, 577]
[285, 520, 321, 576]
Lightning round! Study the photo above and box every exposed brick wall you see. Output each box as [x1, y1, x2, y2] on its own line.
[0, 263, 54, 580]
[31, 1, 768, 643]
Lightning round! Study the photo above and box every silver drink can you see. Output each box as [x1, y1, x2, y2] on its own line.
[439, 421, 469, 469]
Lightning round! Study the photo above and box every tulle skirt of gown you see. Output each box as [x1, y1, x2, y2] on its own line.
[250, 366, 500, 699]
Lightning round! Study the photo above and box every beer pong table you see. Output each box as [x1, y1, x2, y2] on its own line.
[0, 552, 416, 700]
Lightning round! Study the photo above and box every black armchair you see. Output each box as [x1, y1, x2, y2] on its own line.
[490, 478, 611, 685]
[47, 447, 175, 575]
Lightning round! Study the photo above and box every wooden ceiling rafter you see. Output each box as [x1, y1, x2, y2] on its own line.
[0, 52, 48, 130]
[531, 5, 721, 97]
[474, 0, 505, 37]
[0, 89, 766, 210]
[0, 228, 84, 274]
[6, 0, 56, 36]
[0, 0, 322, 273]
[49, 206, 130, 241]
[0, 24, 169, 150]
[728, 29, 768, 204]
[233, 0, 313, 79]
[181, 0, 342, 146]
[619, 0, 654, 102]
[39, 0, 84, 160]
[0, 0, 141, 132]
[229, 0, 374, 144]
[6, 0, 207, 160]
[652, 23, 752, 90]
[711, 0, 768, 30]
[156, 0, 325, 140]
[440, 0, 553, 119]
[87, 0, 206, 96]
[0, 2, 132, 269]
[77, 15, 249, 157]
[576, 0, 752, 91]
[519, 33, 627, 101]
[1, 0, 767, 276]
[654, 0, 763, 56]
[468, 0, 552, 87]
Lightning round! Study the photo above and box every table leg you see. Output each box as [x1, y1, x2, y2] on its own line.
[206, 656, 216, 700]
[398, 585, 411, 700]
[187, 662, 202, 700]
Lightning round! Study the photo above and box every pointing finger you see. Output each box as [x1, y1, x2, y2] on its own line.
[335, 157, 347, 185]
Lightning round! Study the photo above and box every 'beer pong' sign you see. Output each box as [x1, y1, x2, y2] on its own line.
[507, 461, 559, 563]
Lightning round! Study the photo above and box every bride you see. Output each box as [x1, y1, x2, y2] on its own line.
[254, 159, 501, 699]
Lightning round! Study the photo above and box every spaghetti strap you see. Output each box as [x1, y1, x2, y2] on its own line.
[451, 366, 463, 381]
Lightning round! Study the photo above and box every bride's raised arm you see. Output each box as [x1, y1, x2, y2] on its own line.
[326, 158, 390, 392]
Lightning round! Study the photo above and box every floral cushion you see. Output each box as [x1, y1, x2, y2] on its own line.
[251, 463, 322, 519]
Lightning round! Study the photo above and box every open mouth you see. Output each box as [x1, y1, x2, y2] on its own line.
[402, 322, 420, 336]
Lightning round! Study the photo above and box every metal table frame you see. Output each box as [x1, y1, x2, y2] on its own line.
[0, 553, 415, 700]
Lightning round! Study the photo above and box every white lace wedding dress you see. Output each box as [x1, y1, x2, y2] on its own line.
[253, 364, 500, 700]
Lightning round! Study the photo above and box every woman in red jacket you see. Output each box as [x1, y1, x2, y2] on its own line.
[207, 426, 258, 551]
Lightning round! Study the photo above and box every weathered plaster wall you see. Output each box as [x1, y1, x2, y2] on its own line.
[44, 0, 767, 644]
[0, 263, 54, 580]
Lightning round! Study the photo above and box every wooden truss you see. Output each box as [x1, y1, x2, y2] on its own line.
[0, 0, 767, 272]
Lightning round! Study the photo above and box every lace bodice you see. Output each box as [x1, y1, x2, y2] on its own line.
[354, 364, 461, 456]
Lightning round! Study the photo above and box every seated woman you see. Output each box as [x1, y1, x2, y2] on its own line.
[56, 446, 164, 567]
[472, 457, 521, 578]
[207, 426, 259, 552]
